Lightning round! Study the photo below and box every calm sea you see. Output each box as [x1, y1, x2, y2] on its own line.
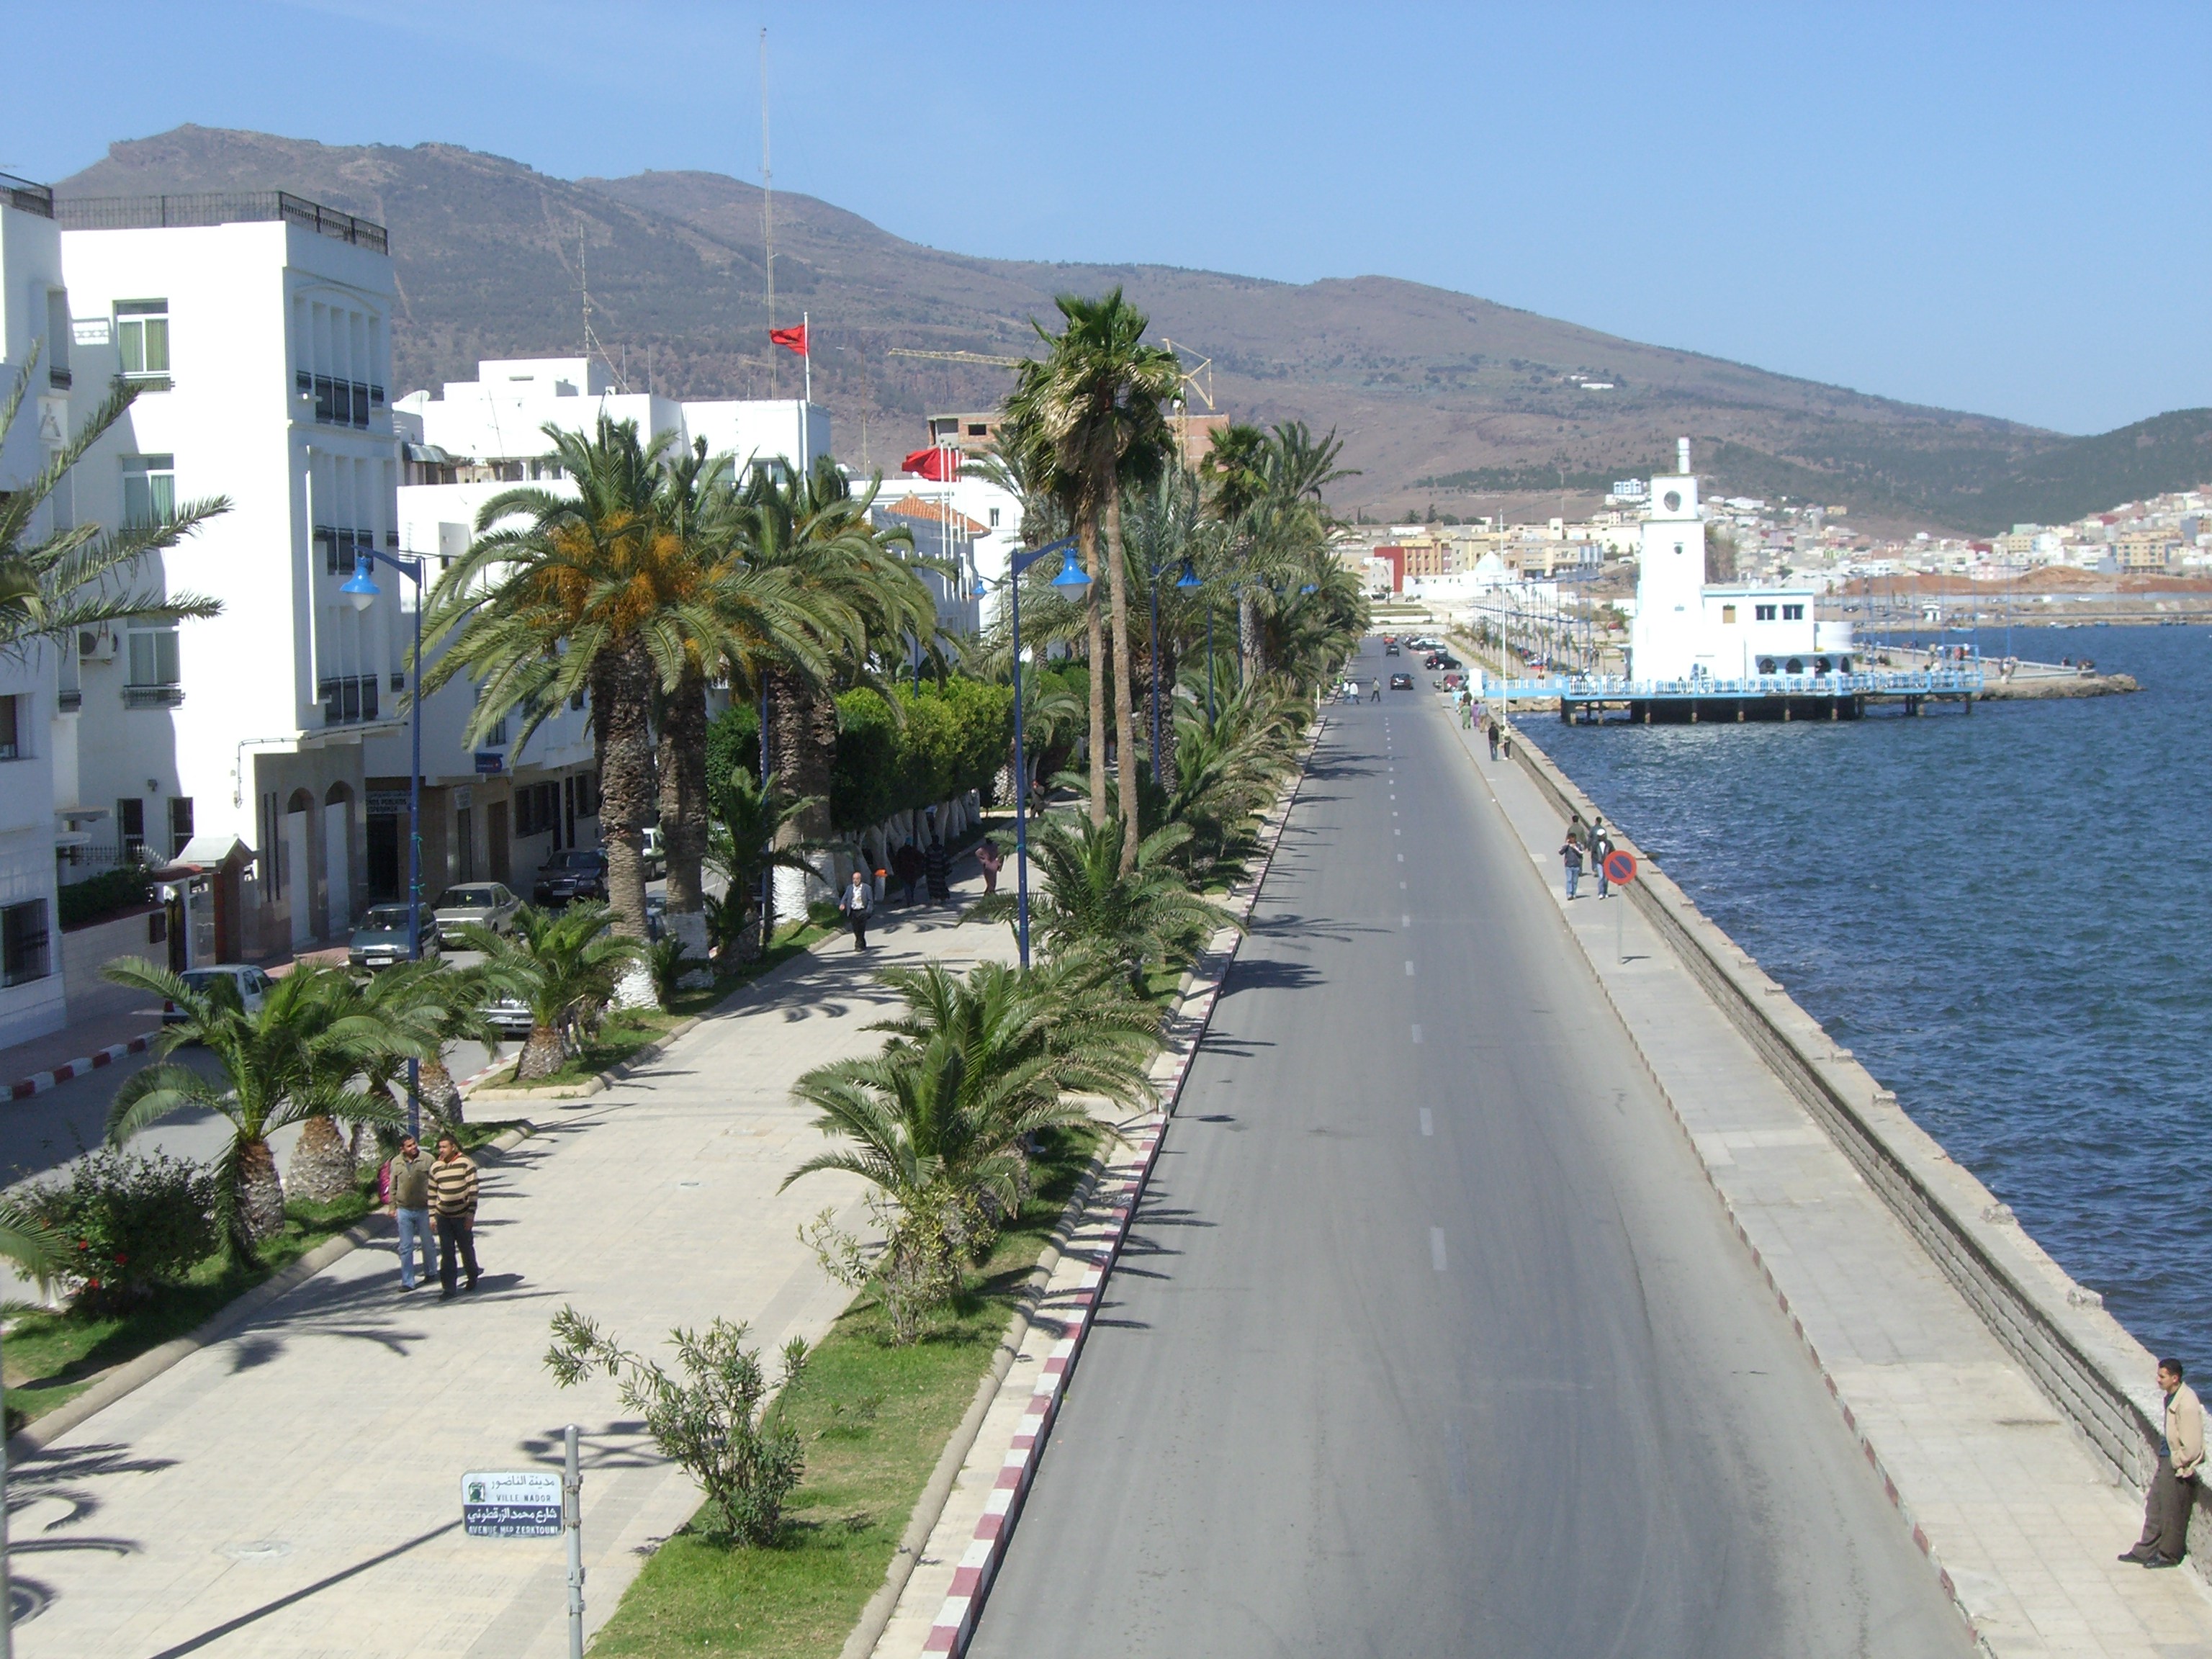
[1546, 624, 2211, 1366]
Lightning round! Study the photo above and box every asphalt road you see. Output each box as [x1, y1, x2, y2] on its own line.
[968, 642, 1968, 1658]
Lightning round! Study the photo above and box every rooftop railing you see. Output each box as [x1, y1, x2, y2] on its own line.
[0, 174, 54, 219]
[54, 191, 387, 253]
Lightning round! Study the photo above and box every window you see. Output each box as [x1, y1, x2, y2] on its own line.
[1, 900, 50, 987]
[988, 507, 1000, 528]
[0, 695, 17, 760]
[169, 796, 195, 858]
[1753, 603, 1778, 621]
[45, 290, 70, 388]
[122, 455, 176, 529]
[128, 623, 181, 686]
[1782, 603, 1804, 621]
[319, 675, 381, 725]
[515, 781, 561, 838]
[116, 300, 169, 380]
[576, 772, 601, 818]
[118, 797, 145, 861]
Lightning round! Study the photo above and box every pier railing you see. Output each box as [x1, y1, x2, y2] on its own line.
[1478, 667, 1984, 701]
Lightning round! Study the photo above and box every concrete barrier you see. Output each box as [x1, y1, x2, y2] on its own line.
[1498, 716, 2193, 1550]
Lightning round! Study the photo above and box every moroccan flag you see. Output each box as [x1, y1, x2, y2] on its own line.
[902, 446, 958, 481]
[769, 323, 808, 356]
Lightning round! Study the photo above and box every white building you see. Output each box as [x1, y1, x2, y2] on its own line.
[1627, 441, 1853, 683]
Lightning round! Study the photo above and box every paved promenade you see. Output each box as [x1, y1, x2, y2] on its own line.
[1444, 701, 2212, 1655]
[10, 882, 1012, 1658]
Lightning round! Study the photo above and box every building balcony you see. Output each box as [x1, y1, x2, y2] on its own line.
[0, 174, 53, 219]
[57, 690, 81, 713]
[54, 191, 386, 253]
[122, 685, 185, 709]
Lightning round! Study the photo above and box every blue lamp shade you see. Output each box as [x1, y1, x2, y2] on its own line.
[340, 555, 382, 613]
[1051, 549, 1091, 589]
[1176, 560, 1202, 589]
[1300, 583, 1318, 594]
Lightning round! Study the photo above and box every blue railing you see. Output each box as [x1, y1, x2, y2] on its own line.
[1478, 668, 1984, 701]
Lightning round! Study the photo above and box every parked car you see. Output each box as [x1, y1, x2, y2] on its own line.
[1439, 671, 1467, 691]
[533, 848, 609, 907]
[163, 963, 274, 1025]
[1389, 672, 1415, 690]
[641, 825, 667, 881]
[481, 995, 535, 1039]
[433, 882, 521, 945]
[349, 903, 442, 971]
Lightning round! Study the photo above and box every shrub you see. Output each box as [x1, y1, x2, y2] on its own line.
[22, 1149, 218, 1310]
[703, 701, 763, 793]
[547, 1309, 809, 1545]
[58, 867, 154, 930]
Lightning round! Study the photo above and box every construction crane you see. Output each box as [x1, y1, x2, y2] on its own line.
[886, 348, 1026, 369]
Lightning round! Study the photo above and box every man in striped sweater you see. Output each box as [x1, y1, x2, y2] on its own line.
[429, 1131, 482, 1300]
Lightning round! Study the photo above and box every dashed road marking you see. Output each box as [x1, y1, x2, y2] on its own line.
[1431, 1228, 1447, 1271]
[1403, 960, 1415, 976]
[1411, 1022, 1423, 1043]
[1420, 1108, 1434, 1136]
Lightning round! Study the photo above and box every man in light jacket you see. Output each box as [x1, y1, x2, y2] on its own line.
[2123, 1357, 2203, 1567]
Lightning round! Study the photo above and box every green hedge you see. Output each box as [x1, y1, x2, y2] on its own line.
[58, 867, 154, 930]
[830, 678, 1014, 832]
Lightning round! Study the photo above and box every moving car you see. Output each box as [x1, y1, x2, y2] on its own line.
[533, 848, 609, 907]
[433, 882, 520, 945]
[349, 902, 442, 971]
[163, 964, 274, 1024]
[1424, 652, 1464, 670]
[1389, 673, 1415, 690]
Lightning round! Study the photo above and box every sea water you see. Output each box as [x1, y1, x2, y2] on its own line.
[1547, 624, 2211, 1365]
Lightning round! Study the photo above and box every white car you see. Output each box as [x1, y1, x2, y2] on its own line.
[163, 964, 273, 1024]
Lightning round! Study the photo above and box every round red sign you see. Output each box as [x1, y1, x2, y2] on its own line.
[1604, 850, 1637, 886]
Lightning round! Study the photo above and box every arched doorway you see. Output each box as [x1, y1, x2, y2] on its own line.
[323, 783, 354, 936]
[284, 788, 315, 948]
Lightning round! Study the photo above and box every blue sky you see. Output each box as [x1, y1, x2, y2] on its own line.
[13, 1, 2204, 436]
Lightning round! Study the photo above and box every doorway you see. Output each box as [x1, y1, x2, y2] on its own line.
[487, 799, 511, 884]
[457, 806, 475, 881]
[284, 808, 312, 948]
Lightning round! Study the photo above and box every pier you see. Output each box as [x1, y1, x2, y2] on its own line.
[1473, 665, 1985, 722]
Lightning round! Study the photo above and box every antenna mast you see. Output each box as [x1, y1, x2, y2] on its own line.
[760, 27, 776, 399]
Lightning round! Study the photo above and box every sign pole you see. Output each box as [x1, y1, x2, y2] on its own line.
[1604, 850, 1637, 964]
[563, 1424, 585, 1659]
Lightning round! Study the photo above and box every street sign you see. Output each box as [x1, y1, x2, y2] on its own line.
[474, 750, 506, 775]
[1604, 850, 1636, 886]
[463, 1470, 562, 1537]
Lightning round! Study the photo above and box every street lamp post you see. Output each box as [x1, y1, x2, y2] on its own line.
[994, 537, 1087, 969]
[341, 549, 428, 1139]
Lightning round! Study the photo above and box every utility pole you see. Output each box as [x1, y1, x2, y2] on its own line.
[760, 27, 775, 399]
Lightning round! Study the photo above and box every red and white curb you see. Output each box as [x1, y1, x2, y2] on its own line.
[8, 1030, 160, 1101]
[914, 716, 1319, 1658]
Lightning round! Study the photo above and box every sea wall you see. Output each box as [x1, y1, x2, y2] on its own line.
[1501, 716, 2199, 1552]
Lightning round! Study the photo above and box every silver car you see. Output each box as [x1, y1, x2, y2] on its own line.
[433, 882, 520, 947]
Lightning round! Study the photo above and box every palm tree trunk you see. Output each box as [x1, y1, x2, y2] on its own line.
[287, 1114, 356, 1203]
[237, 1137, 287, 1246]
[592, 643, 657, 945]
[658, 666, 710, 916]
[421, 1051, 464, 1125]
[1102, 475, 1141, 874]
[1238, 591, 1265, 680]
[765, 664, 834, 924]
[1079, 506, 1107, 825]
[518, 1022, 565, 1082]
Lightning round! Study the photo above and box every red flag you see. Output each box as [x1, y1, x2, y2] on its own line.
[902, 446, 958, 481]
[769, 323, 808, 356]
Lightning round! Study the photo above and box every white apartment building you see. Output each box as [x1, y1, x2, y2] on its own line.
[55, 190, 404, 957]
[0, 176, 73, 1044]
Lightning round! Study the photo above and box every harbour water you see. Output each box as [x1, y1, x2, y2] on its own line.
[1545, 624, 2211, 1365]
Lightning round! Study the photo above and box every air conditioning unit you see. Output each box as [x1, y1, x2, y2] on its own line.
[78, 629, 117, 664]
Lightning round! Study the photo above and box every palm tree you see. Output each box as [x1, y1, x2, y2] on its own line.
[1005, 292, 1182, 870]
[703, 767, 823, 959]
[356, 959, 511, 1128]
[459, 902, 645, 1082]
[968, 813, 1240, 988]
[101, 962, 405, 1254]
[782, 957, 1159, 1338]
[0, 348, 227, 654]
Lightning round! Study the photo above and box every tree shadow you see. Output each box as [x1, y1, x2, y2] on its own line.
[1218, 957, 1326, 997]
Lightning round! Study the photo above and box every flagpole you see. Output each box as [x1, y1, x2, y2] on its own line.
[801, 312, 812, 477]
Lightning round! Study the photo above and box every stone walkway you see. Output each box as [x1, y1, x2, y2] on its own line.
[10, 882, 1015, 1659]
[1450, 703, 2212, 1658]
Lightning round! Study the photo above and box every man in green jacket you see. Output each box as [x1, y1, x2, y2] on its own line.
[386, 1133, 433, 1293]
[428, 1131, 482, 1300]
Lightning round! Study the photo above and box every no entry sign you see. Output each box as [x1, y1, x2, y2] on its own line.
[1604, 850, 1636, 886]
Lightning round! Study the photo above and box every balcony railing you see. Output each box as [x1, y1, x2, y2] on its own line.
[123, 684, 185, 709]
[55, 192, 387, 253]
[0, 174, 53, 219]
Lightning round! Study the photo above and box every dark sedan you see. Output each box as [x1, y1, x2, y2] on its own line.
[533, 848, 609, 906]
[1389, 672, 1415, 690]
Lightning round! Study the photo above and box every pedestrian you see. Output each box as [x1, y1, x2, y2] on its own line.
[1486, 718, 1501, 761]
[925, 835, 952, 905]
[840, 867, 873, 948]
[428, 1130, 480, 1300]
[2123, 1358, 2203, 1568]
[975, 835, 1003, 896]
[891, 837, 925, 905]
[1591, 817, 1614, 899]
[386, 1131, 433, 1293]
[1459, 689, 1474, 728]
[1560, 832, 1585, 899]
[1370, 679, 1382, 703]
[1501, 728, 1514, 760]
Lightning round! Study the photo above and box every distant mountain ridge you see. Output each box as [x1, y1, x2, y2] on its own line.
[53, 126, 2210, 534]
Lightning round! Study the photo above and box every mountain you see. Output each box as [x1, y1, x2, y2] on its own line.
[53, 127, 2209, 532]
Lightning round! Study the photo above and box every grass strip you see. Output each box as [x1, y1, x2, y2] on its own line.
[1, 1118, 527, 1426]
[588, 1123, 1099, 1658]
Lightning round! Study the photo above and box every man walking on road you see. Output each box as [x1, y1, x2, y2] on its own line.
[1560, 831, 1586, 899]
[891, 837, 925, 905]
[1591, 817, 1614, 899]
[1486, 717, 1501, 760]
[2123, 1358, 2203, 1567]
[387, 1133, 432, 1293]
[428, 1131, 481, 1300]
[840, 867, 873, 949]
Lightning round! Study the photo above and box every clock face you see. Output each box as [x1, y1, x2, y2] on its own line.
[1663, 490, 1683, 513]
